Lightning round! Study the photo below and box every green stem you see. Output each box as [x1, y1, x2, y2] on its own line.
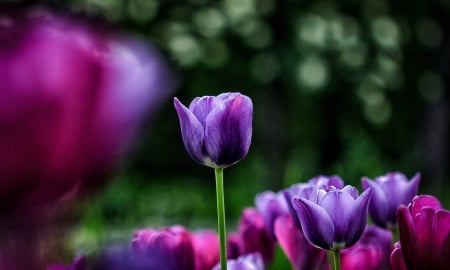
[328, 250, 341, 270]
[215, 168, 227, 270]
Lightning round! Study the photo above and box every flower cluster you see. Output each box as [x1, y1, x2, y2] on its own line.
[51, 172, 449, 270]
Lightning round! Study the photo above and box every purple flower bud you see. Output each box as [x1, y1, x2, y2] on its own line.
[47, 256, 87, 270]
[192, 230, 220, 270]
[341, 225, 392, 270]
[254, 190, 289, 239]
[292, 185, 372, 251]
[362, 172, 420, 228]
[131, 225, 195, 270]
[213, 253, 264, 270]
[274, 214, 329, 270]
[174, 93, 253, 168]
[395, 195, 450, 270]
[237, 208, 276, 266]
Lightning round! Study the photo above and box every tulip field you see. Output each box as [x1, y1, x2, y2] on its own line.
[1, 1, 449, 270]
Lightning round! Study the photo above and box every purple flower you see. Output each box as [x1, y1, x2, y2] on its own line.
[131, 225, 195, 270]
[174, 93, 253, 168]
[0, 11, 174, 219]
[254, 190, 289, 239]
[362, 172, 420, 228]
[393, 195, 450, 270]
[292, 185, 372, 251]
[213, 253, 264, 270]
[192, 230, 220, 270]
[237, 208, 276, 266]
[274, 214, 329, 270]
[283, 175, 344, 228]
[340, 225, 392, 270]
[48, 256, 87, 270]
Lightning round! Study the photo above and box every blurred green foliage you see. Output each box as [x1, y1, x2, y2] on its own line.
[37, 0, 449, 255]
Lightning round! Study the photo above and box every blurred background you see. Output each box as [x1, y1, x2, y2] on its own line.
[3, 0, 449, 258]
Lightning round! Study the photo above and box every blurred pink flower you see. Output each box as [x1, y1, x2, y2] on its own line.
[192, 230, 220, 270]
[0, 9, 175, 270]
[341, 225, 392, 270]
[0, 10, 175, 219]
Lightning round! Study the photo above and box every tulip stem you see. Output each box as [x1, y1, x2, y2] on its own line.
[215, 168, 227, 270]
[328, 250, 341, 270]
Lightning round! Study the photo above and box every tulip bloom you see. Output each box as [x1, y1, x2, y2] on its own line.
[213, 253, 264, 270]
[227, 233, 246, 260]
[274, 214, 329, 270]
[237, 208, 276, 266]
[0, 10, 174, 270]
[341, 225, 392, 270]
[173, 93, 253, 168]
[362, 172, 420, 228]
[0, 11, 174, 218]
[131, 226, 195, 270]
[392, 195, 450, 270]
[292, 185, 372, 251]
[254, 190, 289, 239]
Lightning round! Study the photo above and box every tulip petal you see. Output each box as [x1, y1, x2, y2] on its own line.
[189, 96, 218, 127]
[174, 98, 206, 165]
[292, 197, 334, 250]
[397, 206, 418, 270]
[409, 195, 442, 216]
[274, 214, 329, 270]
[390, 242, 407, 270]
[204, 94, 252, 167]
[362, 178, 389, 227]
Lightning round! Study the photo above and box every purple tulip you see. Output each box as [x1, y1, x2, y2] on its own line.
[340, 225, 392, 270]
[274, 214, 329, 270]
[292, 185, 372, 251]
[213, 253, 264, 270]
[173, 93, 253, 168]
[283, 175, 344, 228]
[131, 225, 195, 270]
[192, 230, 220, 270]
[254, 190, 289, 239]
[0, 11, 174, 219]
[47, 256, 87, 270]
[393, 195, 450, 270]
[362, 172, 420, 228]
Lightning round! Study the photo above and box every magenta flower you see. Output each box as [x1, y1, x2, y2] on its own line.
[192, 230, 220, 270]
[213, 253, 264, 270]
[392, 195, 450, 270]
[254, 190, 289, 239]
[362, 172, 420, 228]
[237, 208, 276, 266]
[274, 214, 329, 270]
[292, 185, 372, 251]
[47, 256, 87, 270]
[0, 11, 174, 218]
[173, 93, 252, 168]
[390, 242, 407, 270]
[340, 225, 392, 270]
[131, 226, 195, 270]
[227, 233, 246, 260]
